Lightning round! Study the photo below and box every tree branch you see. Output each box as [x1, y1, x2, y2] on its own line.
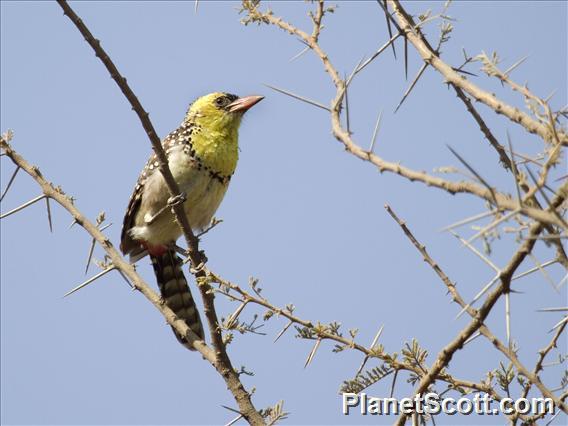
[388, 0, 568, 146]
[241, 1, 567, 231]
[385, 203, 566, 423]
[390, 192, 567, 424]
[53, 2, 264, 422]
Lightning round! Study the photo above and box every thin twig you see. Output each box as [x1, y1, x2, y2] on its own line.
[389, 0, 567, 145]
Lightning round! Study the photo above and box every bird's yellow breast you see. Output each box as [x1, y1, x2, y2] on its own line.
[190, 124, 239, 178]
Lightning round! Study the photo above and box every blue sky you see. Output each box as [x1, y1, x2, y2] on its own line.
[1, 1, 566, 425]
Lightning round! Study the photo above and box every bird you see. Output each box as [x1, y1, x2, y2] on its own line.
[120, 92, 263, 350]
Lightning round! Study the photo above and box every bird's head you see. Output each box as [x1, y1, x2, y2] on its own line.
[184, 92, 264, 133]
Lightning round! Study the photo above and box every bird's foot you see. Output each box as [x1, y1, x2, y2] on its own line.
[167, 192, 186, 207]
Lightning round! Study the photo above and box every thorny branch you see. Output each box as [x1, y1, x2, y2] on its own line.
[385, 204, 567, 423]
[388, 0, 568, 146]
[204, 267, 519, 406]
[55, 1, 264, 423]
[240, 1, 567, 231]
[391, 189, 567, 425]
[239, 0, 567, 423]
[0, 134, 265, 425]
[2, 1, 566, 424]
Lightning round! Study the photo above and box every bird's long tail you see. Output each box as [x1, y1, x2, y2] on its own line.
[150, 249, 205, 350]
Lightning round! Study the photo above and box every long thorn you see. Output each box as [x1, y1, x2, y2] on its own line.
[466, 209, 520, 244]
[447, 145, 497, 206]
[63, 266, 115, 298]
[99, 222, 112, 232]
[347, 56, 366, 87]
[544, 89, 557, 104]
[304, 338, 322, 368]
[289, 46, 310, 62]
[226, 301, 248, 329]
[344, 73, 351, 134]
[225, 414, 243, 426]
[355, 356, 370, 377]
[506, 146, 544, 167]
[45, 197, 53, 232]
[0, 194, 45, 219]
[506, 132, 522, 205]
[369, 109, 383, 153]
[404, 35, 408, 80]
[355, 325, 384, 376]
[196, 218, 222, 238]
[528, 253, 559, 292]
[523, 234, 568, 241]
[376, 0, 402, 33]
[354, 32, 402, 76]
[274, 320, 293, 343]
[505, 292, 511, 348]
[464, 331, 482, 346]
[221, 405, 243, 416]
[450, 230, 501, 273]
[84, 238, 96, 275]
[380, 0, 397, 58]
[264, 84, 330, 111]
[504, 55, 529, 76]
[439, 209, 499, 232]
[456, 274, 500, 319]
[526, 165, 568, 230]
[545, 410, 561, 426]
[389, 369, 399, 398]
[117, 270, 134, 289]
[0, 165, 20, 202]
[370, 324, 384, 348]
[512, 259, 557, 281]
[537, 307, 568, 312]
[549, 316, 568, 333]
[394, 62, 428, 113]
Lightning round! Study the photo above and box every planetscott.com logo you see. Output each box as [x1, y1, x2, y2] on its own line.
[342, 392, 555, 416]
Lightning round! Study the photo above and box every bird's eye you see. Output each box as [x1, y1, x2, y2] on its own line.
[215, 97, 228, 107]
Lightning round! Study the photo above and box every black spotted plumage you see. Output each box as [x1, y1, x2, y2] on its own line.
[119, 91, 262, 351]
[120, 122, 232, 256]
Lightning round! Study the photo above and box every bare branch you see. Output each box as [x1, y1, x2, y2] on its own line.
[388, 0, 568, 146]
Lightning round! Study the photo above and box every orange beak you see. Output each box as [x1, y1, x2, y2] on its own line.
[227, 95, 264, 113]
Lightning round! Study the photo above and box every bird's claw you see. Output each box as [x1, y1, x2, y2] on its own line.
[190, 261, 206, 274]
[189, 252, 208, 273]
[167, 192, 186, 207]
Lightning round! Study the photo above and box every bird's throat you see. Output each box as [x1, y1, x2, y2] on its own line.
[191, 127, 239, 178]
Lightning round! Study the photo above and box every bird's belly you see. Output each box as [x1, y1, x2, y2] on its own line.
[140, 167, 228, 246]
[180, 169, 228, 231]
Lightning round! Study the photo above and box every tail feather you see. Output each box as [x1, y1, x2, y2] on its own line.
[150, 249, 205, 350]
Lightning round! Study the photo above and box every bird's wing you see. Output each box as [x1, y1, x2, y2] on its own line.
[120, 154, 156, 256]
[120, 125, 193, 256]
